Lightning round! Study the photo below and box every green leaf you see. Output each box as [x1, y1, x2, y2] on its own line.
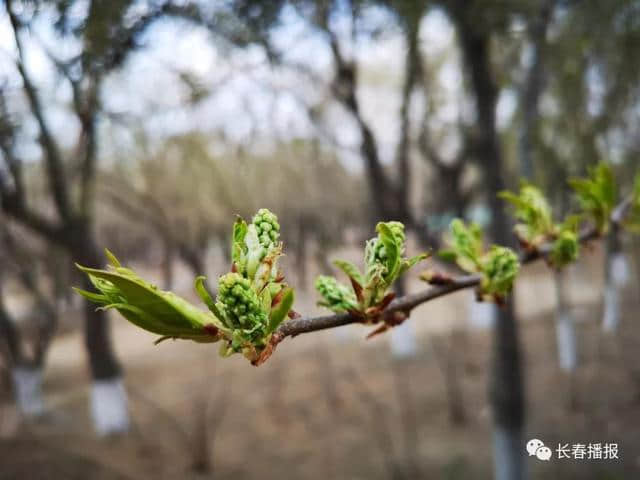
[569, 163, 617, 234]
[231, 216, 248, 268]
[72, 287, 108, 304]
[76, 263, 218, 334]
[99, 302, 193, 337]
[623, 171, 640, 234]
[500, 183, 554, 246]
[376, 222, 400, 281]
[437, 249, 458, 263]
[194, 276, 223, 320]
[245, 224, 264, 279]
[333, 260, 364, 286]
[445, 219, 484, 273]
[260, 287, 272, 313]
[104, 248, 121, 267]
[398, 253, 429, 276]
[479, 246, 520, 299]
[268, 287, 294, 332]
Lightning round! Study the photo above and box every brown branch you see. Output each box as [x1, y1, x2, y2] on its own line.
[5, 0, 72, 220]
[260, 198, 633, 362]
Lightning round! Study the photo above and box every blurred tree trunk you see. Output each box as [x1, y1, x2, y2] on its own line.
[0, 250, 44, 417]
[602, 225, 627, 333]
[162, 238, 175, 290]
[0, 271, 22, 368]
[449, 3, 525, 479]
[73, 233, 123, 381]
[315, 4, 419, 235]
[390, 276, 417, 357]
[519, 2, 552, 181]
[394, 1, 424, 224]
[295, 217, 309, 291]
[554, 268, 577, 371]
[431, 332, 467, 425]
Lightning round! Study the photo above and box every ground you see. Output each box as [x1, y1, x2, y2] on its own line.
[1, 243, 639, 479]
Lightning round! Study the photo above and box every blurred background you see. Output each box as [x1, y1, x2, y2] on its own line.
[0, 1, 639, 479]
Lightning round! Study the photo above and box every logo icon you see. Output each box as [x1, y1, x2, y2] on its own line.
[526, 439, 552, 461]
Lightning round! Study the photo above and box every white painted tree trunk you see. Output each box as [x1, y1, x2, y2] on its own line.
[554, 269, 577, 372]
[468, 293, 497, 330]
[493, 424, 525, 480]
[602, 252, 629, 333]
[390, 322, 417, 358]
[333, 325, 351, 343]
[11, 367, 44, 417]
[90, 377, 130, 435]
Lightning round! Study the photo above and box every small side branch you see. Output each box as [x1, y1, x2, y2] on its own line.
[264, 198, 631, 359]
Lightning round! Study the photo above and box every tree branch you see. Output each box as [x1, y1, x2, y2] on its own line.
[5, 0, 72, 220]
[260, 197, 632, 363]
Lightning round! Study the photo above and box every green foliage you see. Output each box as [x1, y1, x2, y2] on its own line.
[438, 219, 520, 302]
[438, 219, 484, 272]
[315, 221, 428, 317]
[549, 218, 580, 268]
[568, 163, 617, 234]
[479, 246, 520, 301]
[252, 208, 280, 249]
[500, 183, 581, 269]
[74, 251, 227, 343]
[215, 273, 270, 357]
[76, 209, 294, 363]
[315, 275, 358, 312]
[499, 183, 553, 248]
[624, 172, 640, 233]
[231, 208, 284, 290]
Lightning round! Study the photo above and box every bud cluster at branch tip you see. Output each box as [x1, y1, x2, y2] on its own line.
[75, 209, 295, 364]
[315, 221, 429, 336]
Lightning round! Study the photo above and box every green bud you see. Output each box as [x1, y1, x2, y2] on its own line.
[318, 220, 426, 316]
[500, 183, 554, 247]
[480, 246, 520, 299]
[252, 208, 280, 249]
[550, 229, 579, 268]
[216, 273, 268, 338]
[315, 275, 358, 313]
[442, 219, 484, 273]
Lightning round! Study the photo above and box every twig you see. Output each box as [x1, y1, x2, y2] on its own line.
[257, 198, 632, 363]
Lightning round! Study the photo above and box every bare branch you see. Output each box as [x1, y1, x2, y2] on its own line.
[5, 0, 72, 220]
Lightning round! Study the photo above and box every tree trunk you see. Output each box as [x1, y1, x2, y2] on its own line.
[1, 275, 46, 417]
[451, 5, 526, 478]
[162, 238, 175, 290]
[0, 301, 21, 368]
[76, 237, 129, 435]
[295, 218, 308, 291]
[554, 269, 577, 371]
[390, 277, 417, 357]
[602, 227, 627, 333]
[518, 3, 552, 181]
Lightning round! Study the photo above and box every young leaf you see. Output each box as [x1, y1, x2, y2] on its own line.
[479, 246, 520, 300]
[569, 163, 616, 234]
[76, 256, 224, 343]
[268, 287, 294, 332]
[376, 222, 401, 281]
[500, 183, 553, 247]
[195, 276, 223, 320]
[333, 260, 364, 286]
[104, 248, 121, 267]
[231, 216, 248, 269]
